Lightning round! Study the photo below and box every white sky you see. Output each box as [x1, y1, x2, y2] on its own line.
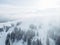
[0, 0, 60, 20]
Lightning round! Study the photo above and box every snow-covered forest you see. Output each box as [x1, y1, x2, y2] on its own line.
[0, 0, 60, 45]
[0, 16, 60, 45]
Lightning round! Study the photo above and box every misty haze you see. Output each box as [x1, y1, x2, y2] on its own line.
[0, 0, 60, 45]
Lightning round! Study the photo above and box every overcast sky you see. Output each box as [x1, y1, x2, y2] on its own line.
[0, 0, 60, 22]
[0, 0, 60, 8]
